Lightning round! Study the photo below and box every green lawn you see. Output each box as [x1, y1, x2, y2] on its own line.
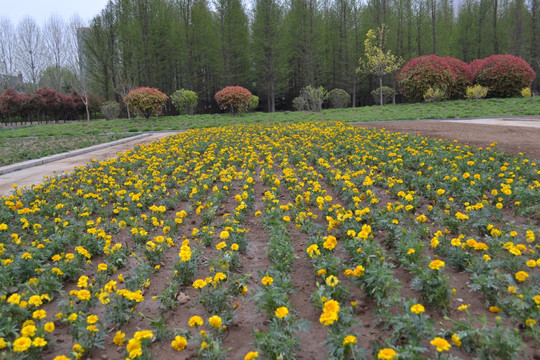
[0, 97, 538, 167]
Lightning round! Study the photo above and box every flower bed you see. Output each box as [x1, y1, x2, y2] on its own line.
[0, 122, 538, 359]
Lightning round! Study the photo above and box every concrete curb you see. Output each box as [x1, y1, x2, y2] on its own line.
[0, 133, 153, 175]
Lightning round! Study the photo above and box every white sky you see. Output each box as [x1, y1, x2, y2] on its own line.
[0, 0, 110, 27]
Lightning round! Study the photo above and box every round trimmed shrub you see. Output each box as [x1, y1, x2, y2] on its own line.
[214, 86, 252, 114]
[124, 87, 168, 119]
[474, 55, 536, 98]
[370, 86, 395, 105]
[443, 57, 473, 99]
[469, 59, 485, 79]
[249, 95, 259, 111]
[100, 101, 121, 120]
[327, 88, 351, 108]
[170, 89, 198, 115]
[397, 55, 455, 102]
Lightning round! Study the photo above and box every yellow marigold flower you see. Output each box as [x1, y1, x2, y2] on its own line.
[32, 337, 47, 347]
[429, 259, 445, 270]
[32, 309, 47, 320]
[275, 306, 289, 319]
[451, 333, 462, 347]
[214, 272, 227, 282]
[13, 336, 32, 352]
[171, 335, 188, 351]
[216, 241, 227, 250]
[437, 189, 445, 196]
[87, 314, 99, 324]
[209, 315, 223, 329]
[415, 214, 427, 223]
[489, 306, 501, 313]
[97, 263, 108, 273]
[526, 319, 537, 327]
[306, 244, 321, 258]
[126, 338, 142, 358]
[515, 271, 529, 282]
[113, 331, 126, 346]
[76, 290, 91, 301]
[430, 337, 451, 352]
[377, 348, 398, 359]
[353, 265, 365, 277]
[323, 235, 337, 250]
[54, 357, 70, 360]
[231, 243, 239, 251]
[134, 330, 153, 341]
[407, 248, 416, 255]
[343, 335, 357, 346]
[458, 304, 470, 311]
[189, 315, 204, 327]
[318, 269, 327, 277]
[220, 231, 230, 240]
[261, 275, 274, 286]
[244, 351, 259, 360]
[21, 325, 36, 337]
[526, 260, 537, 268]
[325, 275, 339, 287]
[0, 337, 6, 349]
[193, 279, 207, 289]
[410, 304, 425, 314]
[7, 293, 21, 304]
[283, 216, 290, 222]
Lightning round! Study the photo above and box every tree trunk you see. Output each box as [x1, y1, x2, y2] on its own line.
[352, 73, 357, 108]
[493, 0, 499, 53]
[379, 76, 383, 106]
[431, 0, 436, 54]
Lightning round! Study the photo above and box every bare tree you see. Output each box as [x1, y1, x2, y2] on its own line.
[0, 17, 17, 77]
[16, 17, 44, 91]
[42, 14, 67, 91]
[114, 71, 137, 119]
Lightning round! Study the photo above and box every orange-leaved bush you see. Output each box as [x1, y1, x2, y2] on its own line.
[124, 87, 168, 119]
[214, 86, 252, 115]
[473, 55, 536, 98]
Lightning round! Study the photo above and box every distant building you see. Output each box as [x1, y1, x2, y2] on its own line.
[0, 73, 23, 92]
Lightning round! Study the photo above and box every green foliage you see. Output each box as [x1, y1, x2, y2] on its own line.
[170, 89, 198, 115]
[357, 24, 403, 106]
[249, 95, 259, 111]
[370, 86, 395, 105]
[521, 87, 533, 98]
[326, 88, 350, 108]
[99, 101, 121, 120]
[423, 87, 446, 103]
[466, 84, 489, 100]
[293, 85, 327, 112]
[123, 87, 168, 119]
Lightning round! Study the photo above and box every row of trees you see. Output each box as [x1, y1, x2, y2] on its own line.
[0, 88, 100, 124]
[1, 0, 538, 112]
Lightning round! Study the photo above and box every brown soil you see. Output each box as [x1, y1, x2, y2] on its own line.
[361, 120, 540, 161]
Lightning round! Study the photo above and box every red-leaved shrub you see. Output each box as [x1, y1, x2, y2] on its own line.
[397, 55, 455, 102]
[214, 86, 252, 114]
[124, 87, 168, 119]
[469, 59, 485, 79]
[473, 55, 536, 98]
[444, 57, 473, 99]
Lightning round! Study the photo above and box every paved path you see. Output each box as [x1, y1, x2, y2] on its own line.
[0, 132, 181, 197]
[445, 118, 540, 128]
